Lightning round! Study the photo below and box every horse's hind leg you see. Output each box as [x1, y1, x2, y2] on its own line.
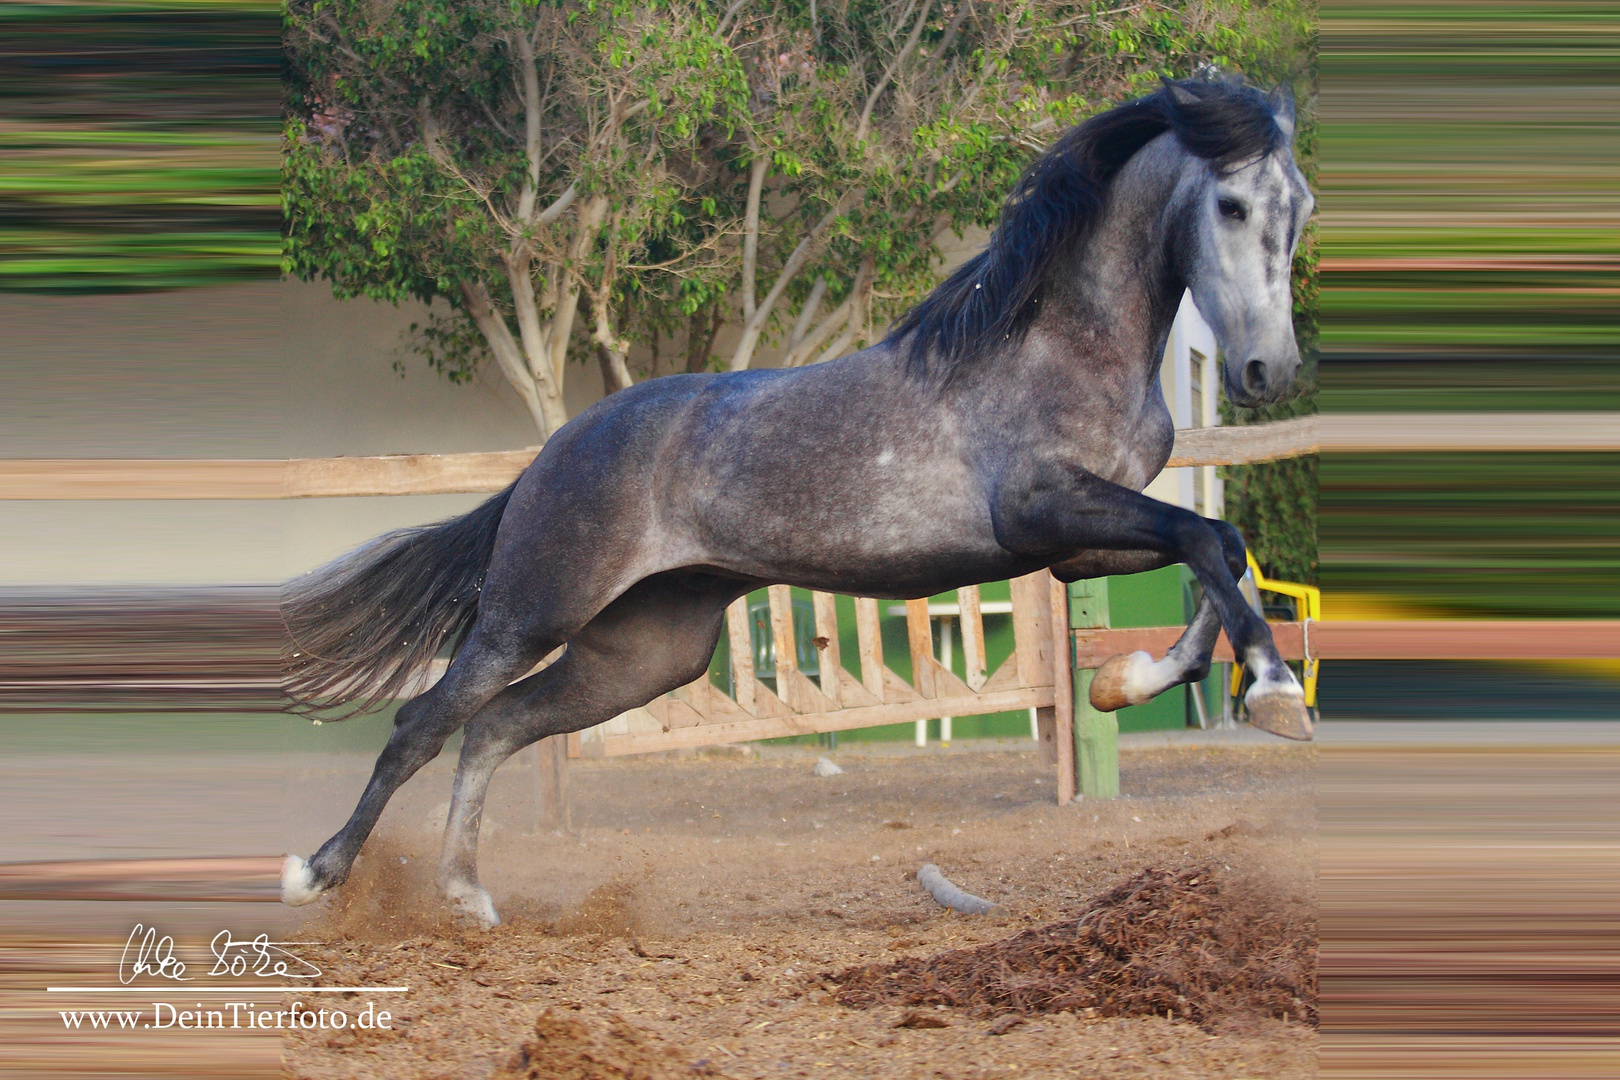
[281, 626, 556, 907]
[433, 572, 745, 926]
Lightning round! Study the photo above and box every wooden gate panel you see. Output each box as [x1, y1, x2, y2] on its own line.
[578, 571, 1062, 757]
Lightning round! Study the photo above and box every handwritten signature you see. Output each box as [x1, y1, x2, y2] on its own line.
[118, 925, 322, 984]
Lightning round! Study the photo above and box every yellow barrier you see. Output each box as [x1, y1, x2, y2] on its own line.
[1230, 553, 1321, 709]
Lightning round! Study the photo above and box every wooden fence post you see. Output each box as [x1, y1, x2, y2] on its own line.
[533, 734, 572, 834]
[1070, 579, 1119, 799]
[1050, 573, 1076, 804]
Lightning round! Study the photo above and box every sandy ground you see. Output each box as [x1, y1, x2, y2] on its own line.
[281, 738, 1318, 1079]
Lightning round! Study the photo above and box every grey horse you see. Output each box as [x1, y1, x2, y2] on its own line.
[282, 75, 1315, 927]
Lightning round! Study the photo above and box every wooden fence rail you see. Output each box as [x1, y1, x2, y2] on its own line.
[0, 420, 1310, 500]
[7, 413, 1619, 501]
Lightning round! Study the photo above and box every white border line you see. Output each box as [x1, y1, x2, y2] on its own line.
[46, 986, 409, 993]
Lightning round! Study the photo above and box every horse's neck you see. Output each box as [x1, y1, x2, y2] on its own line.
[1031, 164, 1187, 389]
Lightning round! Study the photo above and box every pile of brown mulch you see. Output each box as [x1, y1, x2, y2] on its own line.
[829, 866, 1316, 1028]
[493, 1010, 726, 1080]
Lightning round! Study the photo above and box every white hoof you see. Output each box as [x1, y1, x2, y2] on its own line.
[281, 855, 324, 907]
[1089, 651, 1157, 712]
[444, 879, 500, 928]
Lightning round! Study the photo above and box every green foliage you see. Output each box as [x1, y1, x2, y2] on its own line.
[285, 0, 1316, 458]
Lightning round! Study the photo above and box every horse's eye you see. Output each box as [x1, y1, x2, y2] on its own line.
[1217, 197, 1247, 222]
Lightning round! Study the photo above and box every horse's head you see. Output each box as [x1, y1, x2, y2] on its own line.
[1179, 84, 1313, 407]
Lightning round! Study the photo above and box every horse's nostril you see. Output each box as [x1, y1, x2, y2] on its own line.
[1242, 360, 1268, 396]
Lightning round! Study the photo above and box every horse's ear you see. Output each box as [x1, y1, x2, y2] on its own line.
[1161, 77, 1200, 108]
[1268, 84, 1297, 140]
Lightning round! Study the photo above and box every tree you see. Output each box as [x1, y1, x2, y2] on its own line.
[285, 0, 752, 435]
[285, 0, 1314, 441]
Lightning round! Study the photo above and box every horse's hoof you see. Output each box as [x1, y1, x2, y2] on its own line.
[281, 855, 324, 907]
[444, 879, 500, 929]
[1245, 686, 1314, 741]
[1089, 651, 1154, 712]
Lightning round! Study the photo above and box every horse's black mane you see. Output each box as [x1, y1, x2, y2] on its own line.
[888, 75, 1288, 379]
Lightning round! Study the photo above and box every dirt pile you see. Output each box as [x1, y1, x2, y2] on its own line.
[493, 1010, 725, 1080]
[830, 866, 1316, 1028]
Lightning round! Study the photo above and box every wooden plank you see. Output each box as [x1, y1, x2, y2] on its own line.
[685, 682, 757, 725]
[676, 673, 712, 717]
[881, 665, 924, 704]
[927, 657, 976, 701]
[812, 591, 842, 708]
[284, 448, 538, 497]
[1050, 573, 1076, 806]
[855, 597, 885, 702]
[1074, 626, 1279, 667]
[726, 598, 757, 714]
[610, 706, 664, 736]
[835, 666, 882, 708]
[957, 585, 988, 690]
[750, 679, 793, 718]
[767, 585, 799, 709]
[783, 668, 837, 715]
[1035, 705, 1057, 767]
[904, 598, 936, 699]
[1310, 620, 1620, 660]
[598, 686, 1057, 756]
[1010, 573, 1049, 687]
[642, 696, 670, 728]
[1166, 416, 1316, 467]
[979, 650, 1027, 694]
[663, 698, 706, 730]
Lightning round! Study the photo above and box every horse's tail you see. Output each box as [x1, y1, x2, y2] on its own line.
[280, 482, 518, 718]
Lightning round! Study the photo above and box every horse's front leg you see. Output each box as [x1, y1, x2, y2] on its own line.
[1048, 526, 1244, 714]
[996, 471, 1311, 740]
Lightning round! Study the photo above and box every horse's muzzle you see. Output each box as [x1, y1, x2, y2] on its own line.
[1228, 357, 1300, 407]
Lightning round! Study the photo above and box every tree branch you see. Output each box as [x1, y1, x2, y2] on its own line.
[548, 193, 609, 386]
[538, 182, 577, 226]
[504, 253, 570, 434]
[935, 1, 971, 57]
[728, 194, 852, 371]
[739, 151, 770, 325]
[785, 258, 871, 367]
[856, 0, 934, 142]
[515, 32, 544, 224]
[809, 257, 875, 365]
[460, 281, 551, 436]
[786, 275, 829, 355]
[718, 0, 749, 36]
